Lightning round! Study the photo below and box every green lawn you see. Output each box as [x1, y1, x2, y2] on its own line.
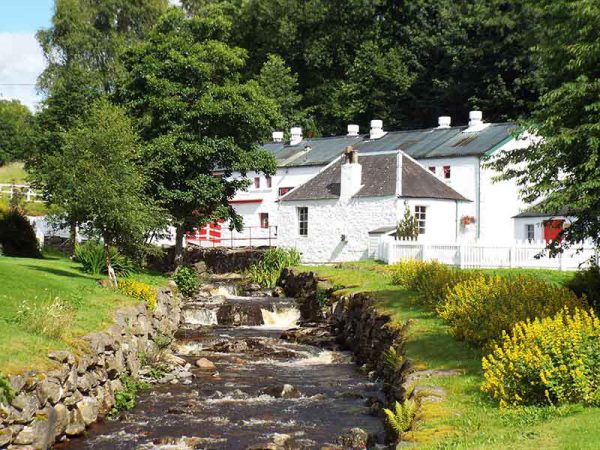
[298, 261, 600, 449]
[0, 253, 168, 374]
[0, 162, 27, 184]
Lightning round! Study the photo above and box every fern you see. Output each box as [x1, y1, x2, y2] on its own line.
[0, 373, 14, 405]
[383, 398, 418, 439]
[383, 346, 404, 372]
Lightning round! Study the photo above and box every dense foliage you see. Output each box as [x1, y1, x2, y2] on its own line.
[246, 248, 301, 288]
[482, 307, 600, 407]
[396, 203, 420, 240]
[567, 261, 600, 311]
[0, 208, 41, 258]
[0, 100, 37, 165]
[173, 266, 200, 297]
[440, 274, 585, 348]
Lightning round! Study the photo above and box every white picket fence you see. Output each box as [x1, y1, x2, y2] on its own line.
[0, 183, 44, 202]
[377, 237, 597, 271]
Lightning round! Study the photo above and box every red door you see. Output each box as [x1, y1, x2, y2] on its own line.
[543, 219, 564, 242]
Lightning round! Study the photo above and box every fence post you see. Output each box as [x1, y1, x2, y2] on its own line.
[421, 243, 429, 262]
[458, 244, 465, 268]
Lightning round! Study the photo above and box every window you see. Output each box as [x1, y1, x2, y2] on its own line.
[279, 187, 293, 197]
[260, 213, 269, 229]
[265, 176, 272, 188]
[414, 206, 427, 234]
[297, 207, 308, 236]
[428, 166, 436, 174]
[526, 224, 535, 242]
[443, 165, 451, 179]
[254, 177, 261, 188]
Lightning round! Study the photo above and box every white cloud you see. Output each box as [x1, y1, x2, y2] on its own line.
[0, 33, 46, 111]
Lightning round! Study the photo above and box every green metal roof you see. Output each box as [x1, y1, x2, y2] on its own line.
[263, 123, 519, 167]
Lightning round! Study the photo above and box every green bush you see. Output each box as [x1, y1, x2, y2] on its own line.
[482, 307, 600, 407]
[173, 266, 199, 297]
[0, 208, 41, 258]
[410, 260, 479, 310]
[108, 374, 148, 419]
[246, 247, 301, 288]
[0, 373, 14, 405]
[440, 274, 586, 349]
[567, 259, 600, 311]
[390, 259, 430, 287]
[74, 241, 135, 276]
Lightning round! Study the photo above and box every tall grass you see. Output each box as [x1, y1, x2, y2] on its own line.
[74, 241, 135, 277]
[246, 248, 301, 288]
[13, 296, 73, 340]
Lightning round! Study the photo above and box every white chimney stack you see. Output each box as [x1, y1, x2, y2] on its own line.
[272, 131, 284, 143]
[369, 119, 386, 140]
[437, 116, 451, 129]
[468, 110, 483, 127]
[347, 124, 359, 136]
[340, 146, 362, 201]
[290, 127, 303, 146]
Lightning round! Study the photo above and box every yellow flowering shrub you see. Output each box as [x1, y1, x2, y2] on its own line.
[440, 275, 585, 349]
[389, 259, 430, 287]
[482, 307, 600, 407]
[119, 279, 158, 311]
[410, 260, 480, 309]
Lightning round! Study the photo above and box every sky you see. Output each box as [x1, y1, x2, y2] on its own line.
[0, 0, 53, 110]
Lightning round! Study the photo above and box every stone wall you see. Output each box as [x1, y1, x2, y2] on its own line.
[0, 288, 181, 449]
[153, 247, 268, 274]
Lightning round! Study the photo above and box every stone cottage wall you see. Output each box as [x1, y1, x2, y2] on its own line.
[0, 288, 181, 449]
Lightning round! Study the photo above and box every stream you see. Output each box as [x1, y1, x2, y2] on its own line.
[56, 282, 387, 449]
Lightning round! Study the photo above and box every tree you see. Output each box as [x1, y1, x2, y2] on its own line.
[489, 0, 600, 251]
[0, 100, 37, 165]
[118, 8, 280, 265]
[30, 0, 168, 253]
[397, 202, 420, 240]
[47, 99, 162, 286]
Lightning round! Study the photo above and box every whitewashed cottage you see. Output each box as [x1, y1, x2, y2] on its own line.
[277, 147, 468, 263]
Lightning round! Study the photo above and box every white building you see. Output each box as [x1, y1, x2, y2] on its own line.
[277, 148, 468, 263]
[513, 200, 572, 242]
[194, 112, 533, 248]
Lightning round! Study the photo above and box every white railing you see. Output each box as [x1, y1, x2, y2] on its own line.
[187, 225, 278, 248]
[0, 183, 44, 202]
[379, 237, 597, 271]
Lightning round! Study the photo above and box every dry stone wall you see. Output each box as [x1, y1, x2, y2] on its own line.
[0, 288, 181, 450]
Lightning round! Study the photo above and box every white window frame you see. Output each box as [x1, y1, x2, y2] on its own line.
[297, 207, 308, 236]
[526, 223, 535, 242]
[414, 205, 427, 234]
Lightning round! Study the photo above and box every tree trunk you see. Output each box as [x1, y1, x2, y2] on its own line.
[174, 225, 186, 268]
[103, 239, 118, 288]
[67, 221, 77, 257]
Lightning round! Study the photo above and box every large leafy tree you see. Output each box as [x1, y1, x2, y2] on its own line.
[0, 100, 37, 165]
[118, 8, 280, 264]
[490, 0, 600, 250]
[30, 0, 168, 251]
[48, 99, 162, 286]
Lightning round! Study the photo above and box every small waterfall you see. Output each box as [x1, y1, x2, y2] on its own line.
[183, 308, 218, 325]
[260, 306, 300, 329]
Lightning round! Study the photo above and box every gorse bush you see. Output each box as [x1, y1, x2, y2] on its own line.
[246, 247, 301, 288]
[118, 279, 157, 310]
[173, 266, 199, 297]
[482, 307, 600, 407]
[440, 275, 586, 349]
[0, 207, 41, 258]
[74, 241, 135, 277]
[14, 296, 73, 340]
[410, 261, 479, 309]
[390, 259, 430, 287]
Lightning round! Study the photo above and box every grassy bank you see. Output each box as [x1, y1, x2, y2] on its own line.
[298, 262, 600, 449]
[0, 253, 168, 374]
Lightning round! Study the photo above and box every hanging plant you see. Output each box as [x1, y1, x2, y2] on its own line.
[461, 215, 476, 226]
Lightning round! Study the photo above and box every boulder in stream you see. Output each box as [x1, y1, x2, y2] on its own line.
[195, 358, 217, 371]
[260, 384, 301, 399]
[335, 427, 371, 449]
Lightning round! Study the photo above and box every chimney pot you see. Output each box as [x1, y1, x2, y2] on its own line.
[369, 119, 385, 140]
[289, 127, 303, 146]
[272, 131, 284, 143]
[437, 116, 451, 128]
[468, 110, 483, 127]
[347, 124, 359, 136]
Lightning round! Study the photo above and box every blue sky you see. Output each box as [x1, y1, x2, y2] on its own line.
[0, 1, 54, 110]
[0, 0, 53, 33]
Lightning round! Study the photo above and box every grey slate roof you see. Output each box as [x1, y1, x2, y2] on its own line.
[513, 199, 571, 218]
[281, 152, 469, 202]
[265, 123, 518, 167]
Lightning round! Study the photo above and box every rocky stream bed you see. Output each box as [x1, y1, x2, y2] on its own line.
[54, 280, 389, 449]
